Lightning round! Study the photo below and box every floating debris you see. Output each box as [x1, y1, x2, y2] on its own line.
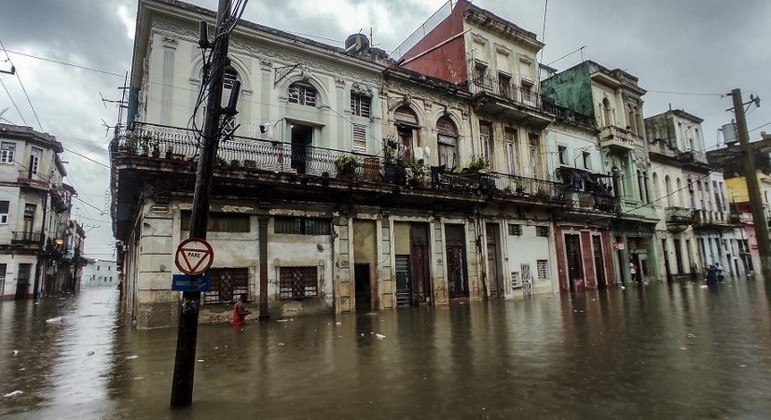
[45, 317, 64, 323]
[375, 334, 386, 340]
[276, 319, 290, 323]
[12, 349, 19, 357]
[278, 342, 285, 346]
[125, 355, 138, 360]
[335, 322, 342, 326]
[197, 359, 204, 362]
[87, 351, 95, 356]
[3, 390, 23, 398]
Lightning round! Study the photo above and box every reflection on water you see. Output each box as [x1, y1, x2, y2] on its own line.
[2, 280, 771, 418]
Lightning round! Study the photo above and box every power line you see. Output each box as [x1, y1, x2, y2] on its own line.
[2, 48, 124, 78]
[0, 40, 44, 131]
[61, 145, 110, 169]
[749, 121, 771, 134]
[0, 76, 27, 125]
[646, 89, 724, 97]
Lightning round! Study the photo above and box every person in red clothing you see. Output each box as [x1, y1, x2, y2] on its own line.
[232, 293, 251, 326]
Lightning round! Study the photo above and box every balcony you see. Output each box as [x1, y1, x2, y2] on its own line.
[17, 170, 50, 191]
[677, 149, 708, 164]
[468, 76, 553, 126]
[111, 123, 616, 218]
[665, 206, 693, 232]
[692, 209, 736, 230]
[599, 125, 639, 151]
[619, 198, 659, 222]
[12, 231, 42, 245]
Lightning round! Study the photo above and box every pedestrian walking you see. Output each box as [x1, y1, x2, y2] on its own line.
[629, 260, 638, 283]
[232, 293, 252, 326]
[715, 262, 725, 282]
[706, 264, 718, 287]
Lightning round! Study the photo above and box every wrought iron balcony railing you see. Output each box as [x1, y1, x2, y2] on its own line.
[665, 206, 693, 225]
[112, 122, 616, 210]
[468, 75, 542, 109]
[12, 231, 42, 245]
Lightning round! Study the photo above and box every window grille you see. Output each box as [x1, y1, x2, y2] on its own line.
[288, 83, 317, 107]
[203, 267, 249, 304]
[510, 271, 520, 288]
[350, 93, 371, 118]
[279, 266, 318, 300]
[508, 224, 521, 236]
[536, 226, 549, 237]
[536, 259, 548, 280]
[274, 216, 331, 235]
[0, 201, 8, 224]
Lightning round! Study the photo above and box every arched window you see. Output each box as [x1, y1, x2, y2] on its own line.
[643, 171, 650, 203]
[664, 175, 672, 207]
[628, 107, 636, 134]
[436, 116, 458, 168]
[652, 172, 660, 200]
[394, 105, 419, 161]
[637, 170, 645, 203]
[288, 82, 317, 107]
[602, 98, 612, 127]
[676, 178, 684, 207]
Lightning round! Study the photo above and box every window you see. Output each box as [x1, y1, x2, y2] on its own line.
[274, 216, 331, 235]
[30, 147, 42, 174]
[203, 267, 249, 305]
[520, 80, 534, 103]
[181, 211, 250, 232]
[474, 62, 488, 86]
[558, 145, 568, 165]
[536, 226, 549, 237]
[350, 93, 371, 118]
[583, 151, 592, 170]
[352, 124, 367, 152]
[529, 134, 541, 174]
[288, 82, 317, 107]
[498, 73, 511, 98]
[505, 128, 517, 175]
[0, 200, 8, 224]
[279, 266, 318, 300]
[108, 266, 111, 272]
[1, 142, 15, 164]
[436, 116, 458, 168]
[97, 266, 100, 271]
[508, 224, 521, 236]
[510, 271, 520, 288]
[0, 264, 6, 296]
[602, 98, 612, 127]
[536, 259, 548, 280]
[480, 122, 493, 167]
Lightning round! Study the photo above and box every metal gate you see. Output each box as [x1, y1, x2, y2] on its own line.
[395, 256, 411, 307]
[445, 224, 468, 298]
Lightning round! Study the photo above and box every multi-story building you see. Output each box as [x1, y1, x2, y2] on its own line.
[81, 259, 118, 288]
[542, 61, 659, 284]
[709, 131, 771, 274]
[113, 0, 621, 328]
[645, 109, 745, 280]
[0, 124, 81, 300]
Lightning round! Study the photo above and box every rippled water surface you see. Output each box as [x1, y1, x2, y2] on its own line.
[2, 280, 771, 419]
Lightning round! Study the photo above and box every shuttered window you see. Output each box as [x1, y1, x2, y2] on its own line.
[353, 124, 367, 152]
[181, 211, 250, 232]
[351, 93, 371, 118]
[288, 83, 317, 107]
[507, 224, 521, 236]
[394, 105, 418, 126]
[437, 116, 458, 168]
[536, 259, 548, 280]
[0, 142, 15, 164]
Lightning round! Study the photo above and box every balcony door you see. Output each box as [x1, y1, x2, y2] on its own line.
[290, 124, 313, 175]
[23, 204, 35, 241]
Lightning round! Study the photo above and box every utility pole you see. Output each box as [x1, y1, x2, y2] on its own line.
[170, 0, 233, 407]
[730, 88, 771, 280]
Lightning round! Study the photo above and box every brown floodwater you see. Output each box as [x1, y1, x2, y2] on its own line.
[2, 279, 771, 419]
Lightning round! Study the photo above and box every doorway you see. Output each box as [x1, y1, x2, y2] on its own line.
[290, 123, 313, 174]
[354, 263, 371, 313]
[674, 238, 684, 274]
[410, 224, 431, 305]
[15, 263, 31, 299]
[445, 224, 468, 298]
[592, 235, 607, 288]
[395, 256, 411, 307]
[485, 223, 503, 297]
[565, 234, 584, 292]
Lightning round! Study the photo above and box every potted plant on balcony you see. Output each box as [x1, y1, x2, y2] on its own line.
[403, 161, 427, 187]
[535, 187, 550, 199]
[466, 157, 487, 173]
[515, 181, 525, 195]
[230, 159, 241, 169]
[165, 146, 174, 159]
[335, 155, 358, 180]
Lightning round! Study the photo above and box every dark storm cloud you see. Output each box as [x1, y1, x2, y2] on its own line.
[0, 0, 133, 73]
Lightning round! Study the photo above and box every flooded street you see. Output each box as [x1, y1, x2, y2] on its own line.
[2, 280, 771, 419]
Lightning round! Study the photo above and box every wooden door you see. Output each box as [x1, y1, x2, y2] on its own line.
[445, 224, 468, 298]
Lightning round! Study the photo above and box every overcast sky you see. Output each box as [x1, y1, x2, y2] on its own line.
[1, 0, 770, 258]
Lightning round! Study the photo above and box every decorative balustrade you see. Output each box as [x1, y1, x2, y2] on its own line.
[113, 122, 616, 211]
[692, 209, 735, 228]
[665, 206, 693, 224]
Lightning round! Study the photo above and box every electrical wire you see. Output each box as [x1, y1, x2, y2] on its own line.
[0, 76, 27, 125]
[2, 48, 124, 78]
[1, 40, 44, 131]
